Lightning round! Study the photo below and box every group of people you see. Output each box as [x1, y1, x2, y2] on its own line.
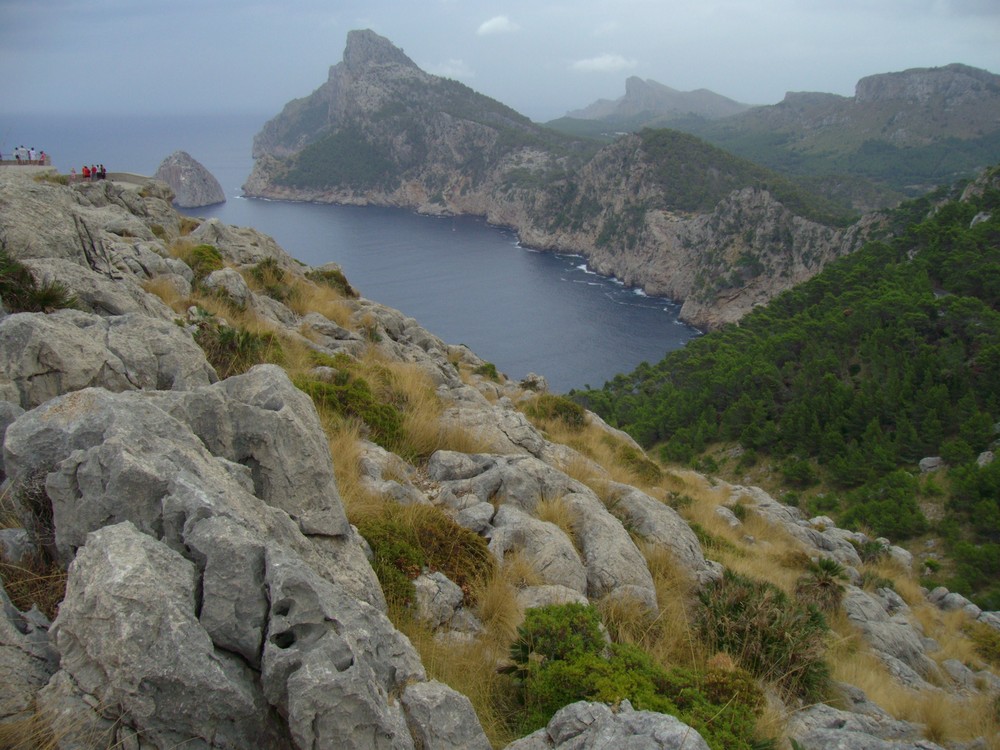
[3, 145, 47, 165]
[71, 164, 107, 181]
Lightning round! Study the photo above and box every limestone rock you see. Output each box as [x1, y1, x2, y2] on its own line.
[504, 700, 711, 750]
[52, 522, 289, 748]
[153, 151, 226, 208]
[0, 582, 57, 725]
[489, 504, 588, 594]
[401, 680, 492, 750]
[0, 309, 215, 410]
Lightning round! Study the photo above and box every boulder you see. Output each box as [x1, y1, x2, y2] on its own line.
[504, 700, 710, 750]
[52, 522, 289, 748]
[604, 482, 718, 585]
[400, 680, 492, 750]
[489, 504, 587, 594]
[153, 151, 226, 208]
[0, 309, 215, 410]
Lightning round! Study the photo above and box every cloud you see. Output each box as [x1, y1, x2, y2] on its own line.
[425, 58, 475, 79]
[570, 53, 638, 73]
[476, 15, 519, 35]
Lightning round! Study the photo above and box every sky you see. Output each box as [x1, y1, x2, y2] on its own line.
[3, 0, 1000, 123]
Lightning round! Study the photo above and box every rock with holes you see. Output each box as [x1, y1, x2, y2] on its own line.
[261, 546, 426, 750]
[0, 309, 215, 410]
[52, 522, 291, 748]
[504, 700, 710, 750]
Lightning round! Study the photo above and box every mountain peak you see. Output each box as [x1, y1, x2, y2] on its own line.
[342, 29, 418, 72]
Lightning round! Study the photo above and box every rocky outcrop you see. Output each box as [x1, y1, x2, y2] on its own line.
[153, 150, 226, 208]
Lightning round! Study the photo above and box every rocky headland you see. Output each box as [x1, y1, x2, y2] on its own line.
[1, 166, 999, 749]
[243, 29, 881, 331]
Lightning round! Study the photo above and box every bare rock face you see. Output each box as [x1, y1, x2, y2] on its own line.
[153, 150, 226, 208]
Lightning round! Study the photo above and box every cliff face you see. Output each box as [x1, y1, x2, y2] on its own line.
[245, 30, 870, 330]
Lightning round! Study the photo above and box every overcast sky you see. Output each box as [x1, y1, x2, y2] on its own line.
[3, 0, 999, 122]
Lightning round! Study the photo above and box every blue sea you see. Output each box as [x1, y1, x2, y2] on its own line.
[4, 112, 700, 392]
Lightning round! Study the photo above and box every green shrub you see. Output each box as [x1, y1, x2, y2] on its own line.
[506, 602, 768, 748]
[306, 267, 357, 298]
[180, 243, 224, 281]
[0, 246, 77, 313]
[193, 320, 281, 378]
[697, 570, 831, 701]
[354, 516, 425, 606]
[795, 557, 848, 612]
[357, 504, 495, 607]
[295, 373, 406, 453]
[523, 394, 587, 430]
[474, 362, 500, 381]
[249, 257, 296, 302]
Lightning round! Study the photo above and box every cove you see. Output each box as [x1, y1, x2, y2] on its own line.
[186, 197, 700, 393]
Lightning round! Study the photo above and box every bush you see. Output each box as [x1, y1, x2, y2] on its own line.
[697, 570, 831, 701]
[193, 320, 281, 378]
[295, 373, 406, 454]
[795, 557, 848, 612]
[356, 504, 494, 607]
[306, 267, 357, 298]
[178, 243, 223, 281]
[249, 257, 295, 302]
[474, 362, 500, 381]
[523, 394, 587, 430]
[506, 602, 767, 748]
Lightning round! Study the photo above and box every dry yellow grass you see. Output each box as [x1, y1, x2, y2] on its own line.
[534, 494, 577, 543]
[286, 277, 355, 327]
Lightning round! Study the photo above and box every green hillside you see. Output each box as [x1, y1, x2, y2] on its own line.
[575, 166, 1000, 607]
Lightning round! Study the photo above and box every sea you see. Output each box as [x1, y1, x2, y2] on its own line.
[4, 112, 700, 393]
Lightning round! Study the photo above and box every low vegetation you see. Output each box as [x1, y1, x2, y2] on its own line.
[0, 245, 77, 313]
[577, 167, 1000, 608]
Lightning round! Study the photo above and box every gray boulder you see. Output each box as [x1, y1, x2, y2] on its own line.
[153, 151, 226, 208]
[489, 504, 587, 594]
[400, 680, 492, 750]
[52, 522, 289, 748]
[789, 702, 944, 750]
[0, 582, 57, 726]
[604, 482, 718, 585]
[0, 309, 216, 410]
[504, 700, 710, 750]
[262, 545, 426, 750]
[843, 586, 938, 680]
[202, 267, 253, 309]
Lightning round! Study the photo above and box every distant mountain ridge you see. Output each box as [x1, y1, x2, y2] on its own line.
[551, 62, 1000, 203]
[566, 76, 751, 122]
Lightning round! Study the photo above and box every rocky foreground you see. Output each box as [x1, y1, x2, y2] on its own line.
[1, 167, 999, 749]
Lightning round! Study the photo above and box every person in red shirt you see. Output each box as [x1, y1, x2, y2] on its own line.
[82, 165, 90, 180]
